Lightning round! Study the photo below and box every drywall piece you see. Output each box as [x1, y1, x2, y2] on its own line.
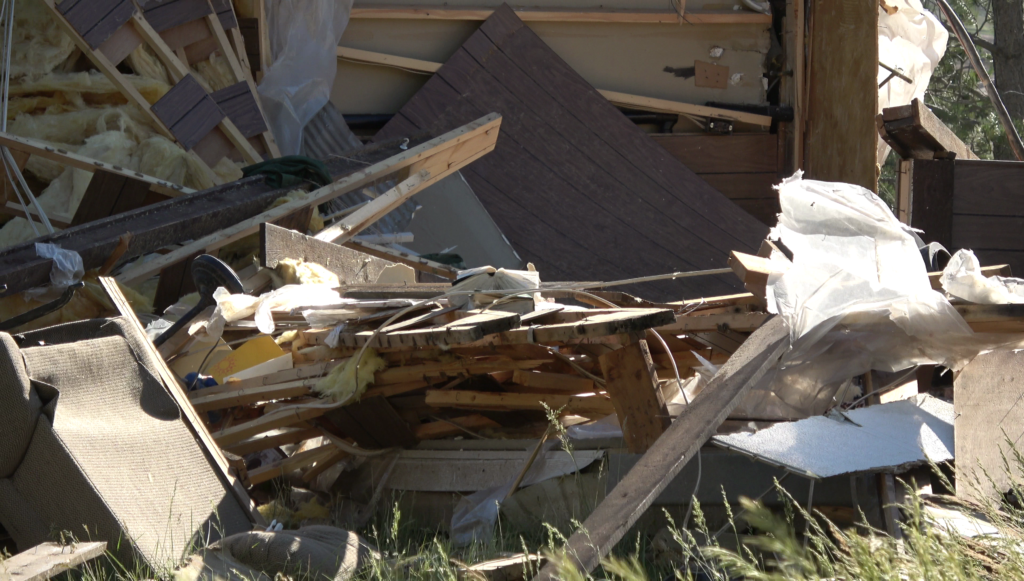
[375, 5, 767, 300]
[712, 395, 954, 479]
[406, 172, 522, 269]
[361, 449, 603, 492]
[954, 349, 1024, 502]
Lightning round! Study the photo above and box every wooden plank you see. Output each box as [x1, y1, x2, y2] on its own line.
[114, 113, 501, 287]
[424, 389, 616, 416]
[374, 358, 550, 385]
[511, 369, 594, 393]
[474, 309, 676, 346]
[879, 98, 979, 161]
[0, 542, 107, 581]
[951, 160, 1024, 216]
[341, 239, 460, 280]
[954, 349, 1024, 502]
[337, 46, 441, 73]
[0, 131, 193, 198]
[650, 133, 779, 174]
[221, 428, 323, 456]
[598, 89, 771, 128]
[70, 170, 125, 227]
[189, 381, 313, 412]
[599, 340, 668, 453]
[348, 5, 771, 24]
[247, 443, 338, 485]
[414, 414, 501, 439]
[343, 310, 525, 349]
[803, 0, 878, 192]
[531, 316, 788, 580]
[97, 276, 264, 525]
[903, 159, 955, 249]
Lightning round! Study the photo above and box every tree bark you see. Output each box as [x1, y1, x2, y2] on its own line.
[992, 0, 1024, 140]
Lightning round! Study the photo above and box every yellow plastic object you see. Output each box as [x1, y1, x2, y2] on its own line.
[207, 335, 288, 384]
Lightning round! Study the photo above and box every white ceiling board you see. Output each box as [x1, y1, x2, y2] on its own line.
[712, 395, 954, 479]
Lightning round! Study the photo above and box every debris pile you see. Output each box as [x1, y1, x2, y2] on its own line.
[3, 0, 1024, 580]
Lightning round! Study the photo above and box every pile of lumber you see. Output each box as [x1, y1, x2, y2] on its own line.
[173, 275, 770, 488]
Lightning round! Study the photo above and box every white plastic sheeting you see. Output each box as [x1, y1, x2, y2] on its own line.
[941, 249, 1024, 304]
[258, 0, 354, 155]
[878, 0, 949, 164]
[731, 173, 1024, 419]
[714, 394, 953, 478]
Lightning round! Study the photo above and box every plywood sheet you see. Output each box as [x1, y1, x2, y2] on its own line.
[374, 5, 767, 300]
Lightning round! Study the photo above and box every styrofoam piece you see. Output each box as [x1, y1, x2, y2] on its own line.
[712, 394, 953, 479]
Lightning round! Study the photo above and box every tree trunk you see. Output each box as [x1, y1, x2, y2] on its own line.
[992, 0, 1024, 158]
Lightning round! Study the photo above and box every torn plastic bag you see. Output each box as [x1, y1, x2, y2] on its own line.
[36, 242, 83, 289]
[731, 173, 1024, 420]
[941, 249, 1024, 304]
[258, 0, 354, 155]
[201, 285, 343, 339]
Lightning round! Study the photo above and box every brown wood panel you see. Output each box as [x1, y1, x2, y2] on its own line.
[952, 160, 1024, 216]
[906, 159, 955, 249]
[651, 134, 778, 174]
[953, 215, 1024, 251]
[238, 18, 261, 74]
[143, 0, 213, 32]
[373, 5, 765, 301]
[108, 173, 157, 216]
[153, 251, 200, 314]
[71, 171, 125, 227]
[324, 397, 417, 449]
[804, 0, 878, 192]
[211, 82, 267, 138]
[701, 173, 779, 200]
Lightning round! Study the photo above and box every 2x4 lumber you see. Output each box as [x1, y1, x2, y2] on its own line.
[222, 427, 323, 456]
[727, 250, 770, 300]
[348, 5, 771, 24]
[597, 89, 772, 128]
[512, 369, 595, 393]
[337, 46, 441, 73]
[424, 389, 616, 416]
[190, 381, 314, 412]
[531, 316, 789, 581]
[376, 358, 550, 385]
[97, 276, 265, 525]
[0, 132, 195, 199]
[598, 340, 668, 453]
[414, 414, 501, 439]
[116, 113, 501, 286]
[0, 542, 107, 581]
[247, 442, 338, 485]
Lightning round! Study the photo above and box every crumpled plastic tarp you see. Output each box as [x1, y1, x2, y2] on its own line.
[258, 0, 354, 155]
[877, 0, 948, 165]
[941, 249, 1024, 304]
[730, 173, 1024, 420]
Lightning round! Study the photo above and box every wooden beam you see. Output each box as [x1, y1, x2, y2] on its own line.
[0, 542, 107, 581]
[337, 45, 441, 73]
[878, 98, 979, 161]
[900, 158, 955, 249]
[424, 389, 616, 416]
[414, 414, 501, 439]
[599, 340, 668, 453]
[0, 131, 194, 197]
[222, 427, 323, 456]
[531, 316, 788, 581]
[349, 5, 771, 24]
[342, 239, 460, 280]
[116, 113, 501, 286]
[727, 250, 770, 300]
[597, 89, 772, 128]
[511, 369, 595, 393]
[246, 443, 339, 485]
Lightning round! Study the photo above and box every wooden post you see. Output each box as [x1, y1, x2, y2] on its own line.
[598, 339, 669, 453]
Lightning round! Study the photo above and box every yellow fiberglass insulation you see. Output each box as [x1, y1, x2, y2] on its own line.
[313, 349, 387, 402]
[9, 71, 170, 107]
[6, 0, 76, 81]
[0, 272, 153, 333]
[193, 52, 237, 92]
[125, 44, 173, 86]
[273, 258, 340, 287]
